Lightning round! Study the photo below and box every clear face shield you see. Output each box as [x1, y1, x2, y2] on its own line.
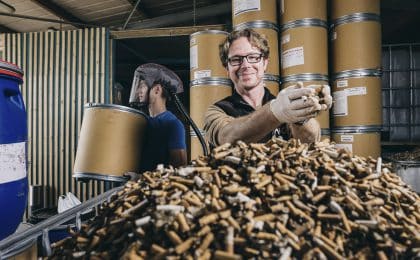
[129, 74, 149, 109]
[128, 63, 184, 110]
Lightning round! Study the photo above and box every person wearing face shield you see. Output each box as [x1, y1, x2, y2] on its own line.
[128, 63, 187, 172]
[203, 28, 333, 147]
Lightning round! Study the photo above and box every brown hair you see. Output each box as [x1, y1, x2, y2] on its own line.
[219, 28, 270, 68]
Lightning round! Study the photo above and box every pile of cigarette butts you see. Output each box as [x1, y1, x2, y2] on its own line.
[50, 138, 420, 259]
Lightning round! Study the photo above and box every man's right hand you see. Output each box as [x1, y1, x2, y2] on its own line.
[269, 85, 322, 124]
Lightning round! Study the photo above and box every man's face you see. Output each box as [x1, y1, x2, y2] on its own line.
[227, 36, 268, 92]
[137, 80, 149, 103]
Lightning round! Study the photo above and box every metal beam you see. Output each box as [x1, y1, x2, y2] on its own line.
[126, 2, 230, 30]
[126, 0, 149, 18]
[0, 11, 96, 27]
[111, 24, 226, 39]
[31, 0, 91, 28]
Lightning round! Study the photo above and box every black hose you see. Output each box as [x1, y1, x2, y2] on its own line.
[170, 91, 209, 157]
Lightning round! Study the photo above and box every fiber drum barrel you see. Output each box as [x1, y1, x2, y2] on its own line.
[190, 30, 229, 80]
[0, 61, 27, 240]
[280, 0, 327, 24]
[330, 0, 380, 20]
[234, 21, 280, 76]
[232, 0, 277, 26]
[332, 127, 381, 158]
[331, 13, 381, 72]
[280, 19, 328, 77]
[73, 104, 148, 182]
[189, 78, 232, 159]
[332, 69, 382, 128]
[263, 74, 280, 96]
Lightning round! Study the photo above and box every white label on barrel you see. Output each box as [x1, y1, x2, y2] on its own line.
[345, 87, 367, 96]
[341, 135, 354, 143]
[194, 70, 211, 79]
[282, 47, 304, 69]
[337, 80, 348, 88]
[335, 143, 352, 153]
[233, 0, 261, 16]
[0, 142, 26, 184]
[281, 34, 290, 45]
[332, 90, 348, 116]
[190, 45, 198, 69]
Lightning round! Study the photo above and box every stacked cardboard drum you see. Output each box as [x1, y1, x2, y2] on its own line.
[232, 0, 280, 95]
[189, 30, 232, 160]
[279, 0, 330, 140]
[330, 0, 382, 157]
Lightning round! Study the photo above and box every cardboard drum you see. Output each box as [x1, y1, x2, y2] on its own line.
[281, 20, 328, 77]
[332, 70, 382, 127]
[232, 0, 277, 26]
[280, 0, 327, 24]
[73, 104, 147, 182]
[190, 30, 229, 80]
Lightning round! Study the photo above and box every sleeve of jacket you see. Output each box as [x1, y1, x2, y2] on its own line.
[203, 104, 234, 147]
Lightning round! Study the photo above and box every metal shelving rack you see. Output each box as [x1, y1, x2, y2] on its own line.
[382, 43, 420, 143]
[0, 186, 123, 259]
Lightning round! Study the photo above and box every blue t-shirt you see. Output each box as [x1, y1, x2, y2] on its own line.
[141, 110, 186, 171]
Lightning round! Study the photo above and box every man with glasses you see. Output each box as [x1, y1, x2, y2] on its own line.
[204, 28, 332, 147]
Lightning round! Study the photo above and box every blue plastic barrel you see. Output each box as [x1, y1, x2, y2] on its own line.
[0, 60, 27, 240]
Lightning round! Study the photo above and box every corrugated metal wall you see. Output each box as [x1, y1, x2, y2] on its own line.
[1, 28, 113, 208]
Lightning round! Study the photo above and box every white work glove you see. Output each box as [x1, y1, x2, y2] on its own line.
[306, 84, 333, 110]
[321, 84, 333, 110]
[270, 85, 321, 124]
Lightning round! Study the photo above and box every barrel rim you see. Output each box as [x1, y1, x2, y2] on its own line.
[330, 13, 381, 29]
[281, 18, 328, 32]
[233, 20, 279, 31]
[332, 69, 382, 80]
[190, 77, 233, 87]
[263, 74, 280, 82]
[331, 126, 382, 133]
[84, 103, 149, 118]
[73, 172, 128, 182]
[190, 30, 229, 38]
[281, 73, 329, 83]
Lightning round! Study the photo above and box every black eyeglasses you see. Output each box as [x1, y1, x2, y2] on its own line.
[227, 53, 263, 66]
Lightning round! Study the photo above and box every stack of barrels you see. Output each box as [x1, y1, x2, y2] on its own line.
[189, 30, 232, 160]
[330, 0, 382, 158]
[232, 0, 280, 95]
[279, 0, 330, 140]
